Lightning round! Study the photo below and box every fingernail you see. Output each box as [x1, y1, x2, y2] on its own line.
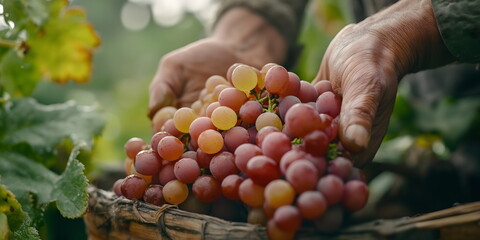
[344, 124, 370, 149]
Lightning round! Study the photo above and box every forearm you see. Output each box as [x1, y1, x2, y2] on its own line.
[212, 8, 287, 68]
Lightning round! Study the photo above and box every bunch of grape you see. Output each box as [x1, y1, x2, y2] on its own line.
[112, 63, 369, 239]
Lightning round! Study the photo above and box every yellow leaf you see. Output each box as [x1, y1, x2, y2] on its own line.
[26, 2, 100, 83]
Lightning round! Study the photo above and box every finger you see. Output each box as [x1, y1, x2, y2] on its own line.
[337, 65, 394, 165]
[148, 64, 181, 119]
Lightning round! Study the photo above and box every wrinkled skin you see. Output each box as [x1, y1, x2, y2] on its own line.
[314, 0, 454, 167]
[148, 39, 243, 118]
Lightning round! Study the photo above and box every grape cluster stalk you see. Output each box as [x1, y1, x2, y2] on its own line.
[113, 63, 369, 239]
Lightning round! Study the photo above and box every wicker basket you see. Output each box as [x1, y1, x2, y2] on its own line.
[84, 186, 480, 240]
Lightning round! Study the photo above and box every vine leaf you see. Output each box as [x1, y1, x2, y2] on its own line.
[25, 1, 101, 84]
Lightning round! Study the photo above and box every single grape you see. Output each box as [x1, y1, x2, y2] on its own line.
[316, 174, 344, 206]
[328, 157, 353, 180]
[174, 158, 201, 184]
[158, 163, 176, 186]
[205, 101, 220, 118]
[163, 180, 189, 205]
[265, 65, 289, 95]
[279, 149, 306, 174]
[278, 95, 301, 121]
[219, 87, 248, 111]
[134, 149, 162, 176]
[284, 103, 322, 138]
[313, 80, 333, 95]
[247, 155, 281, 186]
[239, 100, 263, 124]
[234, 143, 263, 173]
[224, 126, 250, 152]
[124, 137, 147, 160]
[248, 207, 268, 226]
[238, 178, 265, 207]
[303, 130, 329, 156]
[255, 112, 283, 131]
[273, 205, 302, 232]
[192, 175, 222, 203]
[296, 191, 327, 220]
[143, 184, 165, 206]
[112, 178, 123, 197]
[221, 174, 244, 201]
[264, 179, 295, 208]
[256, 126, 280, 148]
[261, 132, 292, 163]
[162, 118, 183, 138]
[189, 117, 216, 140]
[210, 152, 238, 181]
[152, 106, 177, 133]
[181, 150, 197, 160]
[211, 106, 237, 130]
[279, 72, 301, 97]
[286, 160, 319, 193]
[197, 129, 224, 154]
[232, 64, 258, 92]
[121, 175, 148, 200]
[196, 148, 215, 169]
[206, 75, 229, 93]
[316, 91, 341, 118]
[342, 180, 369, 211]
[173, 107, 197, 133]
[157, 136, 184, 161]
[297, 80, 318, 103]
[150, 131, 172, 153]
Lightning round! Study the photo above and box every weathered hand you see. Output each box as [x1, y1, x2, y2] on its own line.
[315, 0, 453, 167]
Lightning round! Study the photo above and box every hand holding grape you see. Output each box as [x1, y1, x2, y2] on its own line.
[315, 0, 454, 167]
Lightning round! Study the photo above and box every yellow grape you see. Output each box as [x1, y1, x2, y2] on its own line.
[206, 75, 229, 93]
[256, 112, 283, 131]
[152, 106, 177, 133]
[163, 180, 189, 205]
[232, 65, 257, 92]
[191, 100, 203, 116]
[173, 107, 197, 133]
[265, 179, 295, 208]
[198, 129, 224, 154]
[211, 106, 237, 130]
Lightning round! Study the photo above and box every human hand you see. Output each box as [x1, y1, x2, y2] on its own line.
[314, 0, 454, 167]
[148, 8, 287, 130]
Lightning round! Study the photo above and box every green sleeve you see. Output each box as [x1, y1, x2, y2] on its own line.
[431, 0, 480, 63]
[214, 0, 309, 64]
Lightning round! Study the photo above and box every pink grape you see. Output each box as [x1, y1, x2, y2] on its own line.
[134, 149, 161, 176]
[121, 175, 148, 200]
[303, 130, 329, 156]
[219, 87, 248, 111]
[265, 65, 289, 95]
[246, 155, 281, 186]
[280, 149, 307, 174]
[297, 80, 318, 103]
[162, 119, 183, 138]
[256, 126, 280, 148]
[261, 132, 292, 163]
[239, 100, 263, 124]
[221, 174, 244, 200]
[313, 80, 333, 95]
[234, 143, 263, 173]
[158, 163, 176, 185]
[316, 174, 344, 205]
[124, 137, 147, 160]
[157, 136, 184, 161]
[296, 191, 327, 220]
[150, 132, 172, 153]
[210, 152, 238, 181]
[238, 178, 265, 207]
[279, 72, 301, 97]
[174, 158, 201, 184]
[273, 205, 302, 232]
[278, 95, 301, 121]
[196, 148, 214, 169]
[189, 117, 216, 140]
[192, 175, 222, 203]
[286, 160, 319, 193]
[284, 103, 322, 138]
[328, 157, 353, 180]
[143, 184, 165, 206]
[316, 91, 341, 118]
[342, 180, 369, 211]
[224, 126, 250, 152]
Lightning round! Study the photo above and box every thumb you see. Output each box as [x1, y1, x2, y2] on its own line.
[148, 67, 180, 119]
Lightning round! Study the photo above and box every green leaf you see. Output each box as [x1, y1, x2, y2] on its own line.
[0, 98, 105, 152]
[0, 49, 41, 96]
[1, 0, 48, 30]
[0, 185, 24, 231]
[0, 145, 89, 219]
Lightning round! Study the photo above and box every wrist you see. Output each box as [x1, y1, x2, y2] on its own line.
[212, 8, 287, 68]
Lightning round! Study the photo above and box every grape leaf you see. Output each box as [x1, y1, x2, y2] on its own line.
[25, 1, 100, 84]
[0, 144, 89, 219]
[0, 184, 24, 231]
[1, 0, 48, 27]
[0, 98, 105, 152]
[0, 50, 41, 96]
